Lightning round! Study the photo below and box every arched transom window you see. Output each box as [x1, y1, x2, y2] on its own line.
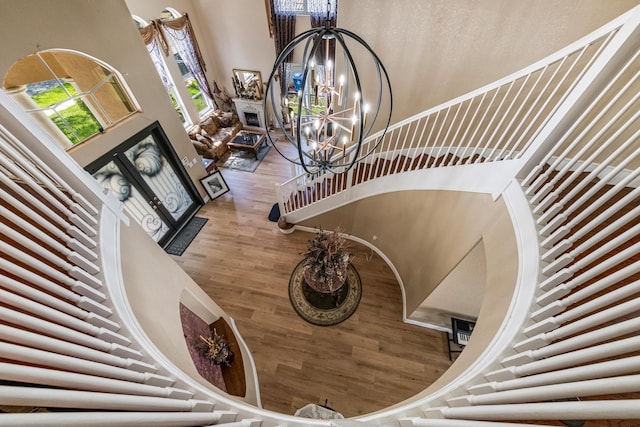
[3, 50, 138, 149]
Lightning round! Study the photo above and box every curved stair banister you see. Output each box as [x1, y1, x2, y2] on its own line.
[401, 7, 640, 425]
[1, 5, 639, 427]
[276, 5, 637, 224]
[0, 91, 342, 426]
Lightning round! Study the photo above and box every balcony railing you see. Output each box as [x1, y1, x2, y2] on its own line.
[1, 4, 639, 426]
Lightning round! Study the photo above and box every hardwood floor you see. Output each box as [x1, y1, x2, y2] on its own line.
[172, 137, 454, 417]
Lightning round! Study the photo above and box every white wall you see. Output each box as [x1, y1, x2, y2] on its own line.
[126, 0, 640, 133]
[338, 0, 640, 123]
[417, 239, 487, 327]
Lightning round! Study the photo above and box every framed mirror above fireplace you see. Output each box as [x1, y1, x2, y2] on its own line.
[232, 69, 263, 100]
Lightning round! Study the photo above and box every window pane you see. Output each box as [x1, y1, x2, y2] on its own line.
[27, 80, 101, 145]
[51, 97, 102, 143]
[28, 80, 74, 109]
[169, 91, 186, 124]
[174, 52, 210, 115]
[192, 93, 207, 113]
[43, 51, 108, 92]
[93, 76, 136, 123]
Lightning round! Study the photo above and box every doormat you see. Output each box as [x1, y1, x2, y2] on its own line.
[165, 216, 208, 256]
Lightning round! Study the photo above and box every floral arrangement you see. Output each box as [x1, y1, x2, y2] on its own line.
[302, 228, 350, 293]
[198, 330, 234, 366]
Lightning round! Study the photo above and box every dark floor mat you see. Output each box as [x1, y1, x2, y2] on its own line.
[268, 203, 280, 222]
[165, 216, 208, 256]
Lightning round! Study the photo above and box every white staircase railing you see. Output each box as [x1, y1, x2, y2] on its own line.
[398, 6, 640, 424]
[276, 5, 636, 221]
[1, 4, 639, 427]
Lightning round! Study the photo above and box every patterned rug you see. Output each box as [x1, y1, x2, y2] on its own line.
[288, 261, 362, 326]
[178, 303, 227, 392]
[217, 143, 271, 173]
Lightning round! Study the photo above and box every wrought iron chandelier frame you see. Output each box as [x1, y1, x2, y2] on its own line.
[264, 24, 392, 175]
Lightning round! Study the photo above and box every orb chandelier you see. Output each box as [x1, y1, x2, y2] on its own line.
[264, 10, 392, 175]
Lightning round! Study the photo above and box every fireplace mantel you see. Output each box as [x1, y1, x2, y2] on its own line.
[232, 98, 266, 131]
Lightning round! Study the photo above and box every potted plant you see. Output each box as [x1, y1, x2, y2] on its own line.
[198, 330, 234, 367]
[301, 228, 350, 294]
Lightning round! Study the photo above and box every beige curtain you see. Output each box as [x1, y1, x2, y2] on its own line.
[159, 14, 213, 100]
[139, 22, 171, 90]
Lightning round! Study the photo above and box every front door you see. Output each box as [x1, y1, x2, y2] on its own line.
[86, 121, 202, 247]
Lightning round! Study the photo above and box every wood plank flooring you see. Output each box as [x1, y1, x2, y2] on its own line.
[171, 136, 453, 417]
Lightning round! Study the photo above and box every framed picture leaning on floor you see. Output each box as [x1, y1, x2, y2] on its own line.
[199, 170, 229, 200]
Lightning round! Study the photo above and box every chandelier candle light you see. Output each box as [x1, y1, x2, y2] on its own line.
[264, 4, 392, 174]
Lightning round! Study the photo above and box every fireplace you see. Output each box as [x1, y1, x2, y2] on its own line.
[232, 98, 266, 130]
[244, 112, 260, 127]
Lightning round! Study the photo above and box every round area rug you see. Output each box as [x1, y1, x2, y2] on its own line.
[288, 260, 362, 326]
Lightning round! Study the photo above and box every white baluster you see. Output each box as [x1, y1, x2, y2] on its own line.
[536, 128, 640, 224]
[533, 95, 640, 219]
[0, 185, 96, 248]
[0, 411, 228, 427]
[0, 124, 100, 216]
[431, 106, 452, 165]
[542, 203, 640, 263]
[452, 94, 487, 165]
[539, 166, 640, 237]
[528, 279, 640, 334]
[0, 202, 98, 263]
[0, 273, 118, 330]
[3, 223, 100, 278]
[0, 341, 165, 384]
[434, 102, 463, 166]
[502, 318, 640, 367]
[451, 373, 640, 406]
[519, 35, 638, 176]
[515, 296, 640, 352]
[538, 242, 640, 297]
[403, 418, 545, 427]
[0, 171, 96, 237]
[472, 355, 640, 395]
[0, 289, 128, 345]
[0, 258, 112, 317]
[542, 222, 640, 277]
[0, 385, 213, 412]
[0, 324, 149, 370]
[0, 139, 97, 225]
[0, 362, 191, 399]
[474, 83, 515, 163]
[0, 240, 105, 300]
[487, 73, 534, 161]
[490, 335, 640, 381]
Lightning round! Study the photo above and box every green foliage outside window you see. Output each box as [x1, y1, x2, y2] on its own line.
[30, 82, 101, 144]
[187, 79, 207, 112]
[169, 92, 186, 123]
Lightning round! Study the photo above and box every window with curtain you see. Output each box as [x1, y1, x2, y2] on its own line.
[273, 0, 336, 15]
[160, 9, 214, 117]
[270, 0, 298, 94]
[138, 19, 191, 127]
[309, 0, 337, 68]
[270, 0, 337, 93]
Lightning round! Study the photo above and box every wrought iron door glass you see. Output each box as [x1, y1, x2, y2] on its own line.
[92, 160, 170, 242]
[123, 135, 193, 221]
